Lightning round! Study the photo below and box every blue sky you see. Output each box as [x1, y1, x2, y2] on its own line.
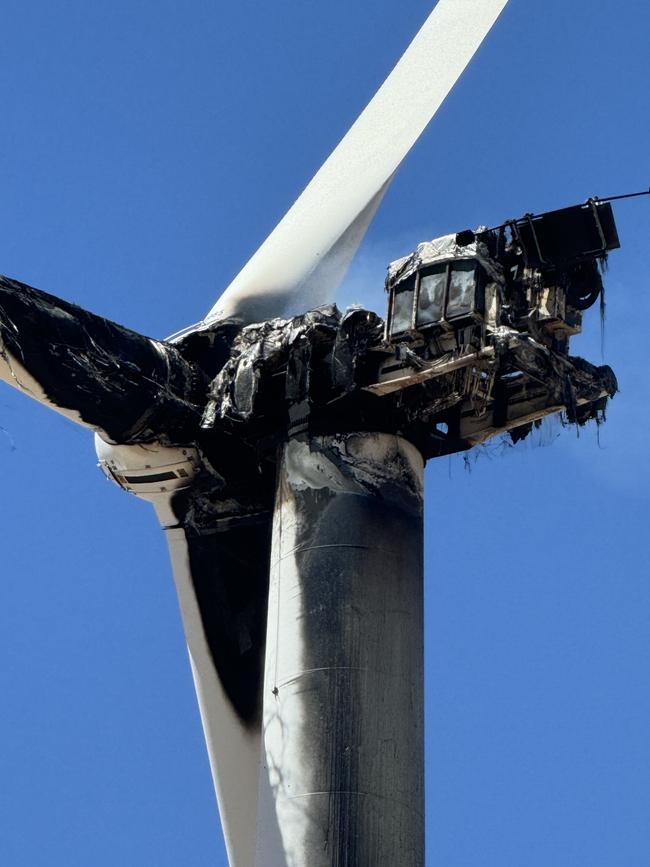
[0, 1, 649, 864]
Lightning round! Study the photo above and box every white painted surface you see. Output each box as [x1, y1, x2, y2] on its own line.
[206, 0, 509, 324]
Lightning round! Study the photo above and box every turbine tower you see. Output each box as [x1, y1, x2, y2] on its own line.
[0, 2, 622, 864]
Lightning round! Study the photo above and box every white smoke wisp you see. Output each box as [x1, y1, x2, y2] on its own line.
[335, 230, 431, 316]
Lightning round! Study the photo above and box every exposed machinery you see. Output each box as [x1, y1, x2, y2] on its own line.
[374, 198, 620, 448]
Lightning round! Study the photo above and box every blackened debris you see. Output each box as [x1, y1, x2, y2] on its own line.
[192, 303, 616, 463]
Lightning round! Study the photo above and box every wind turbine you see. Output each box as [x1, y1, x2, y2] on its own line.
[0, 1, 627, 865]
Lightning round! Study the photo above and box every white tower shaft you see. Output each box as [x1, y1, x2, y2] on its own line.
[258, 433, 425, 866]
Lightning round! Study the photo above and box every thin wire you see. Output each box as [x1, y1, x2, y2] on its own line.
[592, 188, 650, 204]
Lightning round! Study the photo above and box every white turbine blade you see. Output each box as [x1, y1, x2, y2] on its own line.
[281, 179, 391, 317]
[164, 527, 264, 867]
[206, 0, 509, 324]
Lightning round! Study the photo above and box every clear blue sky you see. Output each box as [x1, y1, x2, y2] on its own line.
[0, 1, 648, 864]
